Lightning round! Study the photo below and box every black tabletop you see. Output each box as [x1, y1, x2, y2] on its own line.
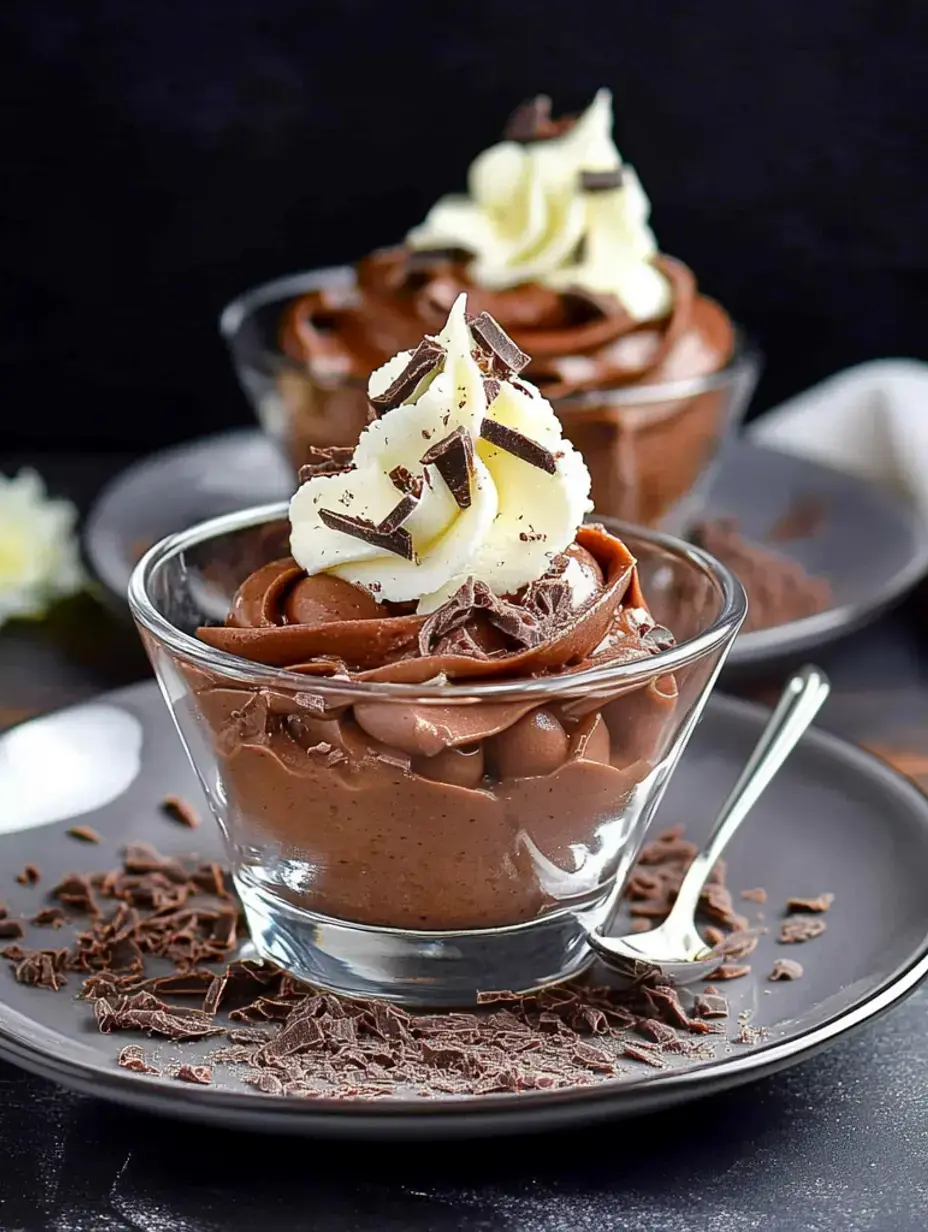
[2, 453, 928, 1231]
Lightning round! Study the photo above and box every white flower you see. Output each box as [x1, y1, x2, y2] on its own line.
[0, 469, 84, 627]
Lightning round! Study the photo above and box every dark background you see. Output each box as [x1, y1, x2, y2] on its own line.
[2, 0, 926, 454]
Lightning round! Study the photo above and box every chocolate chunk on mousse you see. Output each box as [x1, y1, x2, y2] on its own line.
[769, 958, 804, 981]
[420, 426, 474, 508]
[779, 915, 827, 944]
[502, 94, 574, 144]
[480, 418, 557, 474]
[469, 311, 531, 377]
[786, 892, 834, 913]
[579, 167, 625, 192]
[368, 338, 445, 416]
[377, 492, 421, 534]
[298, 446, 355, 482]
[318, 508, 414, 560]
[417, 577, 542, 655]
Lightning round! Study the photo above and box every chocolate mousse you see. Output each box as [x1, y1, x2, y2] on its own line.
[194, 300, 681, 931]
[277, 90, 742, 525]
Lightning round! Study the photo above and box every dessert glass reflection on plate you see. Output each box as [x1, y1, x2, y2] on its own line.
[138, 301, 745, 1005]
[221, 90, 759, 531]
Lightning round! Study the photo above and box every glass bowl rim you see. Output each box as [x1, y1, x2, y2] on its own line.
[218, 263, 761, 407]
[128, 504, 747, 704]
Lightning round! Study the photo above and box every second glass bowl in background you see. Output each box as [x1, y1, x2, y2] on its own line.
[220, 267, 760, 533]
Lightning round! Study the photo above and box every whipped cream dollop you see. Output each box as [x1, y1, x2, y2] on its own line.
[406, 89, 672, 323]
[289, 295, 593, 612]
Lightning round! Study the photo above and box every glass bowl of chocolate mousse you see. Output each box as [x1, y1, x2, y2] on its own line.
[221, 89, 759, 534]
[135, 302, 746, 1006]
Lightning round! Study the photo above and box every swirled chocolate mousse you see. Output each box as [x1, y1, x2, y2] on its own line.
[196, 300, 679, 930]
[279, 90, 737, 525]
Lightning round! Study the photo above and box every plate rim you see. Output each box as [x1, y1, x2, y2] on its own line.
[2, 685, 928, 1137]
[82, 431, 928, 665]
[723, 442, 928, 666]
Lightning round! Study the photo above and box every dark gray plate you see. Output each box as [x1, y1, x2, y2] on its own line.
[83, 430, 928, 667]
[1, 682, 927, 1139]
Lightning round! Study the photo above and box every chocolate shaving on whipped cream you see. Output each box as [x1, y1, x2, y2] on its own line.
[580, 168, 625, 192]
[480, 418, 558, 474]
[468, 311, 531, 377]
[317, 509, 414, 561]
[420, 426, 474, 508]
[368, 337, 446, 415]
[298, 446, 356, 483]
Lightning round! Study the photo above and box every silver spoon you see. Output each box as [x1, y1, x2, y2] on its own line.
[587, 664, 831, 985]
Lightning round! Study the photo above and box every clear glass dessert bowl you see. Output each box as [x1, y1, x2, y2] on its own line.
[220, 268, 760, 535]
[129, 504, 745, 1006]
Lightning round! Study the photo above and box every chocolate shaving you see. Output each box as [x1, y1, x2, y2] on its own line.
[779, 916, 827, 944]
[15, 864, 40, 886]
[741, 887, 768, 903]
[0, 920, 24, 939]
[579, 167, 625, 192]
[377, 493, 421, 534]
[769, 958, 804, 981]
[94, 992, 225, 1041]
[31, 907, 69, 929]
[161, 796, 200, 829]
[786, 892, 834, 914]
[483, 377, 502, 404]
[417, 577, 542, 657]
[368, 338, 445, 415]
[711, 962, 752, 981]
[318, 509, 413, 561]
[298, 446, 355, 482]
[67, 825, 102, 844]
[502, 95, 569, 143]
[2, 945, 69, 990]
[469, 311, 530, 377]
[117, 1044, 161, 1076]
[420, 426, 474, 508]
[692, 991, 729, 1019]
[389, 465, 424, 499]
[480, 417, 557, 474]
[176, 1064, 213, 1085]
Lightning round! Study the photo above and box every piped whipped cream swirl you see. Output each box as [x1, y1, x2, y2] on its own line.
[406, 89, 672, 322]
[289, 295, 593, 612]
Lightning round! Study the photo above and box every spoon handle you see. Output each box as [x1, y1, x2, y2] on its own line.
[669, 664, 831, 924]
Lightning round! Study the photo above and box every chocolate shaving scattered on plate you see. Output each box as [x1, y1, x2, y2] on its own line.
[0, 920, 25, 940]
[741, 887, 768, 903]
[779, 916, 827, 944]
[15, 864, 40, 886]
[769, 958, 804, 981]
[117, 1044, 161, 1076]
[67, 825, 102, 844]
[176, 1064, 213, 1085]
[786, 892, 834, 913]
[31, 907, 68, 929]
[161, 796, 200, 829]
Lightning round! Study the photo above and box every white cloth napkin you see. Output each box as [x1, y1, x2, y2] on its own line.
[748, 359, 928, 513]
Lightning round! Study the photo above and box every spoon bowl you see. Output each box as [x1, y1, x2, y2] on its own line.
[588, 664, 831, 985]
